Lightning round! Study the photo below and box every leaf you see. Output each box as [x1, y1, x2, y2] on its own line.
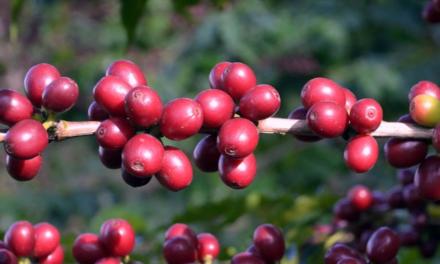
[120, 0, 148, 45]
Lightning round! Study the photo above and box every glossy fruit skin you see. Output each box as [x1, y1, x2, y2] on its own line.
[384, 138, 428, 168]
[165, 224, 198, 248]
[197, 233, 220, 261]
[93, 75, 132, 117]
[415, 155, 440, 200]
[301, 77, 345, 109]
[0, 249, 17, 264]
[231, 252, 265, 264]
[366, 227, 400, 263]
[33, 222, 61, 258]
[96, 118, 134, 149]
[88, 101, 109, 121]
[4, 221, 35, 257]
[72, 233, 106, 264]
[6, 154, 42, 181]
[348, 185, 373, 211]
[195, 89, 234, 128]
[121, 169, 151, 187]
[306, 101, 348, 138]
[221, 62, 257, 101]
[287, 107, 321, 142]
[344, 135, 378, 173]
[0, 89, 33, 126]
[98, 147, 122, 169]
[125, 85, 163, 128]
[349, 98, 383, 133]
[106, 59, 147, 88]
[122, 134, 164, 177]
[39, 245, 63, 264]
[324, 243, 363, 264]
[342, 88, 357, 113]
[209, 61, 230, 89]
[42, 77, 79, 112]
[163, 236, 197, 264]
[253, 224, 285, 261]
[160, 98, 203, 140]
[95, 257, 121, 264]
[156, 146, 193, 191]
[24, 63, 60, 107]
[410, 94, 440, 127]
[219, 153, 257, 189]
[239, 84, 281, 121]
[333, 198, 359, 222]
[217, 118, 259, 158]
[409, 81, 440, 101]
[99, 218, 135, 257]
[193, 134, 221, 172]
[4, 119, 48, 159]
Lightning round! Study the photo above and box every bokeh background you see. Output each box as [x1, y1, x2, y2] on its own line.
[0, 0, 439, 263]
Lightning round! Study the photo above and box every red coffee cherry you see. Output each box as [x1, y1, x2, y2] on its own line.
[301, 77, 345, 109]
[156, 146, 193, 191]
[33, 222, 60, 258]
[163, 236, 197, 264]
[239, 84, 281, 122]
[93, 75, 132, 117]
[366, 227, 400, 263]
[342, 88, 357, 113]
[402, 184, 424, 209]
[384, 138, 428, 168]
[423, 1, 440, 23]
[333, 198, 359, 222]
[0, 89, 33, 126]
[99, 218, 135, 257]
[88, 101, 109, 121]
[193, 134, 221, 172]
[195, 89, 234, 128]
[6, 154, 42, 181]
[231, 252, 265, 264]
[4, 221, 35, 257]
[415, 155, 440, 200]
[24, 63, 60, 107]
[197, 233, 220, 262]
[98, 147, 122, 169]
[42, 77, 79, 112]
[344, 135, 378, 173]
[409, 80, 440, 101]
[0, 249, 17, 264]
[246, 244, 264, 259]
[39, 245, 64, 264]
[165, 223, 198, 248]
[336, 257, 365, 264]
[217, 118, 259, 158]
[348, 185, 373, 211]
[160, 98, 203, 140]
[121, 169, 151, 187]
[125, 85, 163, 128]
[122, 134, 164, 177]
[325, 243, 363, 264]
[253, 224, 285, 262]
[219, 153, 257, 189]
[349, 98, 383, 133]
[96, 118, 135, 149]
[72, 233, 106, 264]
[221, 62, 257, 101]
[287, 107, 321, 142]
[95, 258, 121, 264]
[106, 59, 147, 88]
[209, 61, 230, 89]
[4, 119, 48, 159]
[306, 101, 348, 138]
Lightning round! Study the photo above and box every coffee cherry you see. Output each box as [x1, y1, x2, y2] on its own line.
[432, 123, 440, 152]
[156, 146, 193, 191]
[106, 60, 147, 88]
[209, 61, 230, 89]
[219, 153, 257, 189]
[344, 135, 378, 173]
[415, 155, 440, 200]
[342, 88, 357, 113]
[122, 134, 164, 177]
[24, 63, 60, 107]
[0, 89, 33, 126]
[366, 227, 400, 263]
[165, 224, 198, 248]
[398, 228, 419, 247]
[423, 1, 440, 23]
[397, 169, 414, 186]
[419, 239, 438, 258]
[349, 98, 383, 133]
[231, 252, 265, 264]
[336, 258, 365, 264]
[98, 147, 122, 169]
[88, 101, 109, 121]
[384, 138, 428, 168]
[246, 244, 264, 259]
[160, 98, 203, 140]
[125, 85, 163, 128]
[197, 233, 220, 262]
[4, 221, 35, 257]
[195, 89, 234, 128]
[96, 118, 135, 149]
[239, 84, 281, 121]
[33, 222, 60, 258]
[0, 249, 17, 264]
[42, 77, 79, 112]
[333, 198, 359, 222]
[253, 224, 285, 262]
[121, 169, 151, 187]
[6, 154, 42, 181]
[72, 233, 106, 264]
[306, 101, 348, 138]
[409, 81, 440, 101]
[411, 210, 429, 230]
[287, 107, 321, 142]
[348, 185, 373, 211]
[99, 219, 135, 257]
[39, 245, 64, 264]
[193, 135, 221, 172]
[324, 243, 363, 264]
[163, 236, 197, 264]
[386, 186, 405, 209]
[410, 94, 440, 127]
[402, 184, 424, 209]
[397, 114, 415, 123]
[4, 119, 48, 159]
[217, 118, 259, 158]
[221, 62, 257, 101]
[301, 77, 345, 109]
[93, 76, 132, 117]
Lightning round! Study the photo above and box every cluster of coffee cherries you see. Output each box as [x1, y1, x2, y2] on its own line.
[0, 221, 63, 264]
[423, 0, 440, 23]
[72, 218, 135, 264]
[0, 63, 79, 181]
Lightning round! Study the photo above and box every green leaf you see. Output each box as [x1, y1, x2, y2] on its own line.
[120, 0, 148, 45]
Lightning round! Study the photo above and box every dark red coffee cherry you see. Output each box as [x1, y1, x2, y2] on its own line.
[197, 233, 220, 262]
[106, 59, 147, 88]
[419, 239, 438, 259]
[301, 77, 345, 109]
[0, 89, 33, 126]
[246, 244, 264, 259]
[349, 98, 382, 133]
[287, 107, 321, 142]
[217, 118, 259, 158]
[336, 257, 365, 264]
[88, 101, 109, 121]
[72, 233, 106, 264]
[156, 146, 193, 191]
[239, 84, 281, 121]
[98, 147, 122, 169]
[193, 134, 221, 172]
[423, 1, 440, 23]
[125, 85, 163, 128]
[344, 135, 378, 173]
[33, 222, 60, 258]
[397, 169, 415, 186]
[6, 154, 42, 181]
[415, 155, 440, 200]
[209, 61, 230, 89]
[253, 224, 285, 262]
[333, 198, 359, 222]
[121, 169, 151, 187]
[95, 258, 121, 264]
[4, 119, 48, 159]
[42, 77, 79, 112]
[348, 185, 373, 211]
[219, 153, 257, 189]
[386, 186, 405, 209]
[0, 249, 17, 264]
[99, 218, 135, 257]
[306, 101, 348, 138]
[96, 118, 135, 149]
[165, 224, 198, 248]
[398, 228, 420, 247]
[195, 89, 234, 128]
[231, 252, 265, 264]
[221, 62, 257, 101]
[122, 134, 164, 177]
[384, 138, 428, 168]
[163, 236, 197, 264]
[366, 227, 400, 263]
[93, 75, 132, 117]
[24, 63, 60, 107]
[342, 88, 357, 113]
[409, 80, 440, 101]
[4, 221, 35, 257]
[402, 184, 424, 209]
[160, 98, 203, 140]
[325, 243, 363, 264]
[39, 245, 64, 264]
